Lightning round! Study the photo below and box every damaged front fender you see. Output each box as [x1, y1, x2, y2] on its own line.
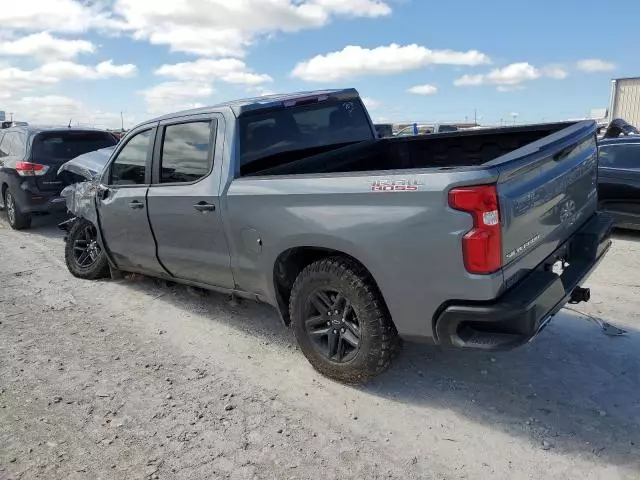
[57, 146, 114, 224]
[60, 181, 99, 225]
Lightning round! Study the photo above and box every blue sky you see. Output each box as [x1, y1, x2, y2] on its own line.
[0, 0, 636, 128]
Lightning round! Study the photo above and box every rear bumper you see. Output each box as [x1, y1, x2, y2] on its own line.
[434, 212, 613, 350]
[12, 180, 67, 214]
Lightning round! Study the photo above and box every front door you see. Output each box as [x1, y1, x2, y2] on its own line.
[97, 126, 166, 275]
[146, 115, 234, 288]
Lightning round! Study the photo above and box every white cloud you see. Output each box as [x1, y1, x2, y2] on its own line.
[0, 60, 138, 100]
[407, 84, 437, 95]
[454, 62, 568, 91]
[541, 64, 568, 79]
[145, 58, 272, 114]
[362, 97, 380, 109]
[454, 62, 540, 87]
[2, 95, 135, 129]
[155, 58, 272, 85]
[0, 32, 95, 60]
[0, 0, 122, 33]
[292, 43, 491, 82]
[576, 59, 615, 73]
[112, 0, 391, 57]
[142, 81, 213, 115]
[38, 60, 138, 80]
[496, 85, 525, 92]
[310, 0, 391, 17]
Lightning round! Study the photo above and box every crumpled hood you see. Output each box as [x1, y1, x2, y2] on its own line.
[57, 147, 114, 223]
[57, 146, 115, 181]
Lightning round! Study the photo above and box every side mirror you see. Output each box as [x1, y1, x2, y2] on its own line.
[97, 184, 110, 200]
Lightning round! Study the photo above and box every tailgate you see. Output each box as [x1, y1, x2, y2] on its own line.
[492, 121, 599, 268]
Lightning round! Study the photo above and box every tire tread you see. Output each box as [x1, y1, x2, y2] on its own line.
[289, 256, 400, 384]
[64, 219, 109, 280]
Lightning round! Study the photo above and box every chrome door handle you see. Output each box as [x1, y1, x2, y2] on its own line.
[128, 200, 144, 209]
[193, 202, 216, 212]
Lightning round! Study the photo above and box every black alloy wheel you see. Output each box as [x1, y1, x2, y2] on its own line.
[64, 218, 109, 279]
[72, 222, 102, 268]
[304, 289, 361, 363]
[289, 257, 400, 384]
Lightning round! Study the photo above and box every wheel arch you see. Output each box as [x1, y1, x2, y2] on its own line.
[272, 245, 390, 326]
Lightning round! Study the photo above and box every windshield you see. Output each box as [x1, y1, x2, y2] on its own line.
[239, 99, 373, 175]
[32, 131, 118, 162]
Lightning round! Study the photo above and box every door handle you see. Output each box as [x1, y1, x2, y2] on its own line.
[193, 201, 216, 212]
[128, 200, 144, 209]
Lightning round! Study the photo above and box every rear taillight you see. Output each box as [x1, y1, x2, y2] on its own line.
[15, 161, 49, 177]
[448, 184, 502, 274]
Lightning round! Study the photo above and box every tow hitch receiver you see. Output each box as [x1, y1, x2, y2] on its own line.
[569, 287, 591, 304]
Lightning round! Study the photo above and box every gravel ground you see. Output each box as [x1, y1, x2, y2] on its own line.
[1, 213, 639, 480]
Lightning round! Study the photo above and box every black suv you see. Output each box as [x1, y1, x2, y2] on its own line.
[0, 126, 118, 229]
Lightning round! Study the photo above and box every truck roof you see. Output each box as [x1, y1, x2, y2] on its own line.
[598, 136, 640, 146]
[0, 125, 115, 135]
[146, 88, 360, 124]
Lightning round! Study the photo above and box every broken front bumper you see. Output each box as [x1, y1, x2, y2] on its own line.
[434, 212, 614, 350]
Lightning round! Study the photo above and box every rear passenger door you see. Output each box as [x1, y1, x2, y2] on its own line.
[146, 114, 234, 288]
[97, 125, 166, 275]
[598, 143, 640, 215]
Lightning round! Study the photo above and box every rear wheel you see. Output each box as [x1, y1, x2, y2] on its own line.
[64, 218, 109, 279]
[5, 190, 32, 230]
[289, 257, 400, 384]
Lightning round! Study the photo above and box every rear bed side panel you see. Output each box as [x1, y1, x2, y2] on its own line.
[492, 121, 599, 291]
[223, 168, 502, 341]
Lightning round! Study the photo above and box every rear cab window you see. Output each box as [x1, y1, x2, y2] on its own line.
[31, 131, 118, 163]
[238, 98, 374, 176]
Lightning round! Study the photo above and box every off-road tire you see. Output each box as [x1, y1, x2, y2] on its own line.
[64, 218, 109, 280]
[289, 256, 400, 384]
[5, 190, 32, 230]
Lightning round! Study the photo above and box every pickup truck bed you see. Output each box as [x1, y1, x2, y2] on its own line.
[59, 88, 612, 384]
[246, 122, 571, 176]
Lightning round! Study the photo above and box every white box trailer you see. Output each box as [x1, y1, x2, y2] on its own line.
[608, 77, 640, 128]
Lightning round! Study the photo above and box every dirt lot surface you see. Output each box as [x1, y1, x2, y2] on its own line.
[1, 213, 639, 480]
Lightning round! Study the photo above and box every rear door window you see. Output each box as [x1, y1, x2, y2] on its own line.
[1, 132, 22, 157]
[158, 121, 213, 184]
[31, 131, 117, 163]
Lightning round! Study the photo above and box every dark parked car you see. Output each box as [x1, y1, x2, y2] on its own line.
[598, 136, 640, 230]
[601, 118, 639, 139]
[374, 123, 394, 138]
[0, 126, 118, 229]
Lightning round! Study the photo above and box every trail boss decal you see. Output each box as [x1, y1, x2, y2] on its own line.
[505, 234, 541, 260]
[371, 179, 422, 192]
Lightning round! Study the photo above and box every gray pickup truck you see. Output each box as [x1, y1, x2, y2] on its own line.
[59, 88, 613, 383]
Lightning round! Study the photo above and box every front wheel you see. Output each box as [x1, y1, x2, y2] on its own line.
[289, 257, 400, 384]
[64, 218, 109, 280]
